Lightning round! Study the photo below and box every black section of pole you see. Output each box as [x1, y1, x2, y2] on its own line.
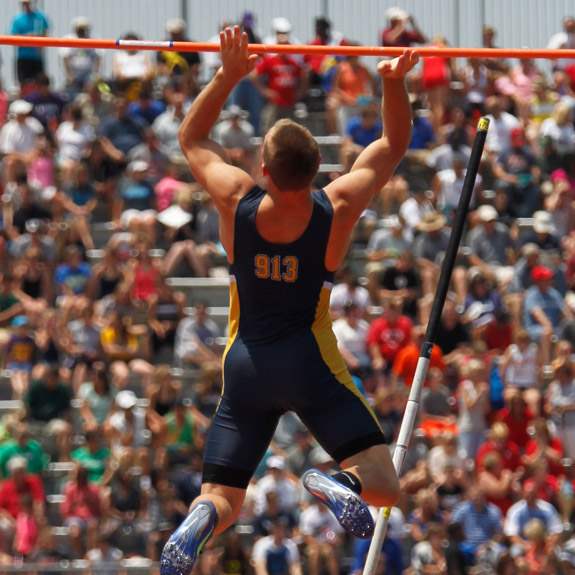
[423, 117, 489, 347]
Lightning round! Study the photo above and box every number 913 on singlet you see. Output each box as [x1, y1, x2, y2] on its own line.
[254, 254, 299, 283]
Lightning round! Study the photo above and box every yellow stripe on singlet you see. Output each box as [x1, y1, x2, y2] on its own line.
[311, 284, 383, 430]
[221, 275, 240, 396]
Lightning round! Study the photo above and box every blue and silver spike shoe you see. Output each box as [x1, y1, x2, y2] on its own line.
[302, 469, 375, 539]
[160, 501, 217, 575]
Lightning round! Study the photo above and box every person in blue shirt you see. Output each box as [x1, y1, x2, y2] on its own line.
[128, 85, 167, 126]
[10, 0, 49, 86]
[409, 97, 435, 149]
[99, 97, 147, 158]
[451, 484, 502, 555]
[54, 245, 91, 298]
[341, 101, 383, 172]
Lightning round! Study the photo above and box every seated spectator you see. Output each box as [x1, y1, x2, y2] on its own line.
[0, 273, 23, 341]
[378, 251, 420, 319]
[476, 422, 521, 472]
[0, 100, 44, 184]
[253, 490, 298, 537]
[0, 423, 47, 478]
[152, 83, 188, 158]
[547, 358, 575, 458]
[147, 279, 185, 362]
[0, 457, 44, 543]
[451, 484, 502, 554]
[485, 95, 520, 156]
[381, 8, 427, 47]
[478, 452, 519, 515]
[467, 204, 515, 287]
[13, 247, 52, 315]
[521, 210, 562, 254]
[61, 464, 102, 558]
[524, 265, 572, 365]
[54, 245, 91, 305]
[118, 160, 157, 237]
[285, 431, 316, 478]
[299, 500, 343, 575]
[253, 456, 300, 516]
[5, 314, 36, 397]
[128, 84, 165, 126]
[99, 96, 147, 160]
[100, 310, 152, 388]
[435, 463, 466, 514]
[457, 359, 490, 460]
[504, 481, 562, 551]
[25, 365, 72, 423]
[78, 365, 115, 431]
[436, 297, 471, 358]
[367, 298, 412, 374]
[541, 100, 575, 173]
[64, 302, 101, 384]
[26, 73, 67, 132]
[523, 418, 564, 476]
[410, 522, 447, 575]
[55, 105, 95, 177]
[174, 302, 221, 370]
[408, 488, 443, 543]
[154, 158, 191, 213]
[427, 432, 465, 483]
[332, 302, 371, 379]
[419, 368, 456, 438]
[408, 96, 435, 150]
[163, 398, 201, 466]
[85, 533, 123, 570]
[70, 428, 110, 484]
[496, 391, 535, 451]
[104, 390, 149, 453]
[340, 101, 381, 172]
[213, 105, 255, 173]
[463, 269, 505, 334]
[251, 520, 302, 575]
[111, 33, 155, 85]
[329, 267, 370, 319]
[392, 327, 444, 389]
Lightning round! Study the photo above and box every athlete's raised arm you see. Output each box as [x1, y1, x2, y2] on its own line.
[325, 51, 419, 226]
[178, 26, 257, 217]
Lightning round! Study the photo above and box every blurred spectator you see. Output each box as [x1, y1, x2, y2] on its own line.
[61, 464, 102, 557]
[410, 522, 447, 574]
[253, 20, 306, 134]
[340, 100, 381, 172]
[70, 428, 110, 484]
[25, 364, 72, 423]
[112, 32, 155, 87]
[213, 105, 255, 173]
[10, 0, 49, 87]
[332, 302, 371, 378]
[329, 267, 370, 319]
[476, 422, 521, 472]
[253, 456, 300, 516]
[485, 96, 521, 156]
[152, 83, 188, 158]
[60, 17, 101, 95]
[380, 7, 426, 47]
[128, 84, 166, 126]
[252, 520, 302, 575]
[99, 96, 147, 159]
[0, 423, 46, 478]
[25, 73, 67, 132]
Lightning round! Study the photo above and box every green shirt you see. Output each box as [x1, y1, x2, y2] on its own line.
[71, 446, 110, 483]
[0, 292, 18, 313]
[165, 412, 194, 448]
[0, 439, 48, 478]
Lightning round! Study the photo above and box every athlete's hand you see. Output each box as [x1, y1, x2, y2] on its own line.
[377, 49, 419, 79]
[219, 26, 259, 84]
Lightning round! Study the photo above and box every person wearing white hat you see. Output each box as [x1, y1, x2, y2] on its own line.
[106, 389, 148, 450]
[10, 0, 50, 86]
[255, 19, 307, 134]
[467, 203, 515, 287]
[381, 6, 426, 48]
[253, 455, 300, 516]
[0, 99, 43, 184]
[60, 16, 100, 94]
[213, 105, 255, 173]
[520, 209, 561, 253]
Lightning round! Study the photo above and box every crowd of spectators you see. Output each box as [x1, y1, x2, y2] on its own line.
[4, 1, 575, 574]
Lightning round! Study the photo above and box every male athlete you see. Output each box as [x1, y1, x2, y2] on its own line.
[161, 26, 418, 575]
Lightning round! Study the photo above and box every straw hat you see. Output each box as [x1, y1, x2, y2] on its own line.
[417, 212, 446, 232]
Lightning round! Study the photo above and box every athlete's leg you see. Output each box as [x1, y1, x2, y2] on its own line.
[340, 443, 400, 508]
[192, 483, 246, 535]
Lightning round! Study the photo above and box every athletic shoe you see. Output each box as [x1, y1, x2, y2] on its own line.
[160, 501, 217, 575]
[302, 469, 375, 538]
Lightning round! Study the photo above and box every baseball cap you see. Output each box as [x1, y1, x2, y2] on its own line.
[272, 17, 292, 34]
[116, 390, 138, 410]
[7, 456, 27, 473]
[531, 265, 553, 282]
[10, 100, 32, 116]
[166, 18, 186, 34]
[128, 160, 149, 173]
[385, 7, 409, 21]
[477, 204, 498, 222]
[73, 16, 90, 29]
[533, 210, 555, 234]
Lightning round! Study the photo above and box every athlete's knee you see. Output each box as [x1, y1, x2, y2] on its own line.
[198, 483, 246, 532]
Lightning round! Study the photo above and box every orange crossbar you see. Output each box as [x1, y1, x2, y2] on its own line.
[3, 35, 575, 59]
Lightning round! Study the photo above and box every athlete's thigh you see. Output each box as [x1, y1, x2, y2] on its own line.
[296, 371, 386, 465]
[202, 339, 282, 488]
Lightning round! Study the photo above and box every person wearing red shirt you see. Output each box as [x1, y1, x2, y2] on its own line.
[476, 422, 521, 472]
[367, 298, 412, 372]
[381, 7, 427, 48]
[392, 326, 444, 386]
[523, 419, 564, 477]
[0, 457, 44, 540]
[61, 465, 102, 557]
[253, 25, 306, 134]
[495, 391, 535, 450]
